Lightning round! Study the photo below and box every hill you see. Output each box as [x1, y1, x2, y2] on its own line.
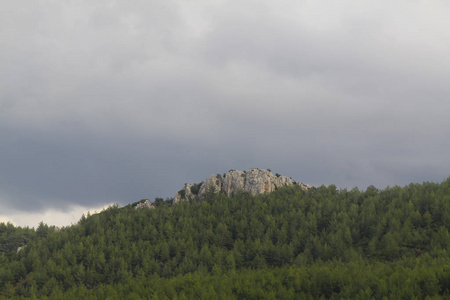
[2, 178, 450, 298]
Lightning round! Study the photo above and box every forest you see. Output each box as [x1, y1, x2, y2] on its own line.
[2, 178, 450, 299]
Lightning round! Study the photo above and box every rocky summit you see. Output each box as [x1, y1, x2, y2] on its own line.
[174, 168, 309, 203]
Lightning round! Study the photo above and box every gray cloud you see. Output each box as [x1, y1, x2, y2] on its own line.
[1, 1, 450, 219]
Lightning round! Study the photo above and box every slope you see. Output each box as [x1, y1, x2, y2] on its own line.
[1, 179, 450, 298]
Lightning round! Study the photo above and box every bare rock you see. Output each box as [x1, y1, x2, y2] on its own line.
[174, 168, 309, 202]
[17, 245, 26, 254]
[199, 174, 223, 200]
[134, 199, 155, 209]
[174, 183, 198, 203]
[223, 170, 246, 197]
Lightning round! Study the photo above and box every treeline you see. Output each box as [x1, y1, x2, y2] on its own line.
[2, 179, 450, 298]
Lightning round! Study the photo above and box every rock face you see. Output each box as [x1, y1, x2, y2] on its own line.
[199, 174, 222, 198]
[134, 199, 155, 209]
[174, 168, 309, 203]
[222, 170, 246, 198]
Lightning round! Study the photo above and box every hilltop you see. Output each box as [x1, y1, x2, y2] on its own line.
[174, 168, 309, 203]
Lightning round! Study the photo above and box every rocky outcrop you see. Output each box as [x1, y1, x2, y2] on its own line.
[17, 245, 26, 254]
[134, 199, 155, 209]
[222, 170, 246, 198]
[174, 168, 309, 203]
[199, 174, 222, 199]
[173, 183, 199, 203]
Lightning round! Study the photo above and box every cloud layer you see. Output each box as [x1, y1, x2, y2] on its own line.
[1, 1, 450, 225]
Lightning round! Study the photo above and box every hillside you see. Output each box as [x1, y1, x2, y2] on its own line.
[2, 178, 450, 298]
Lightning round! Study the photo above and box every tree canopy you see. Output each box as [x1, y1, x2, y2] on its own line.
[2, 178, 450, 298]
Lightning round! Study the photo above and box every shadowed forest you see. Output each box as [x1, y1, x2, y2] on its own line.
[2, 179, 450, 299]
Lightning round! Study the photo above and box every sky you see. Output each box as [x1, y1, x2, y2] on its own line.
[1, 0, 450, 227]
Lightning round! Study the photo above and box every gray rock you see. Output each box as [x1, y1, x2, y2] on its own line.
[134, 199, 155, 209]
[173, 191, 183, 204]
[199, 174, 222, 200]
[174, 168, 309, 202]
[223, 170, 246, 197]
[174, 183, 198, 203]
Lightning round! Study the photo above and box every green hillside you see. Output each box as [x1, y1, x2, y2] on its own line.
[2, 179, 450, 299]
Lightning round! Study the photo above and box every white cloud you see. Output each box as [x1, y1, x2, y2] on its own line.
[0, 202, 114, 228]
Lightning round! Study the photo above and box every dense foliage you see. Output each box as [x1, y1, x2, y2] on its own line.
[2, 178, 450, 299]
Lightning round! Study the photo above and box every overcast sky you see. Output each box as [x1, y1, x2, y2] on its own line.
[1, 0, 450, 227]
